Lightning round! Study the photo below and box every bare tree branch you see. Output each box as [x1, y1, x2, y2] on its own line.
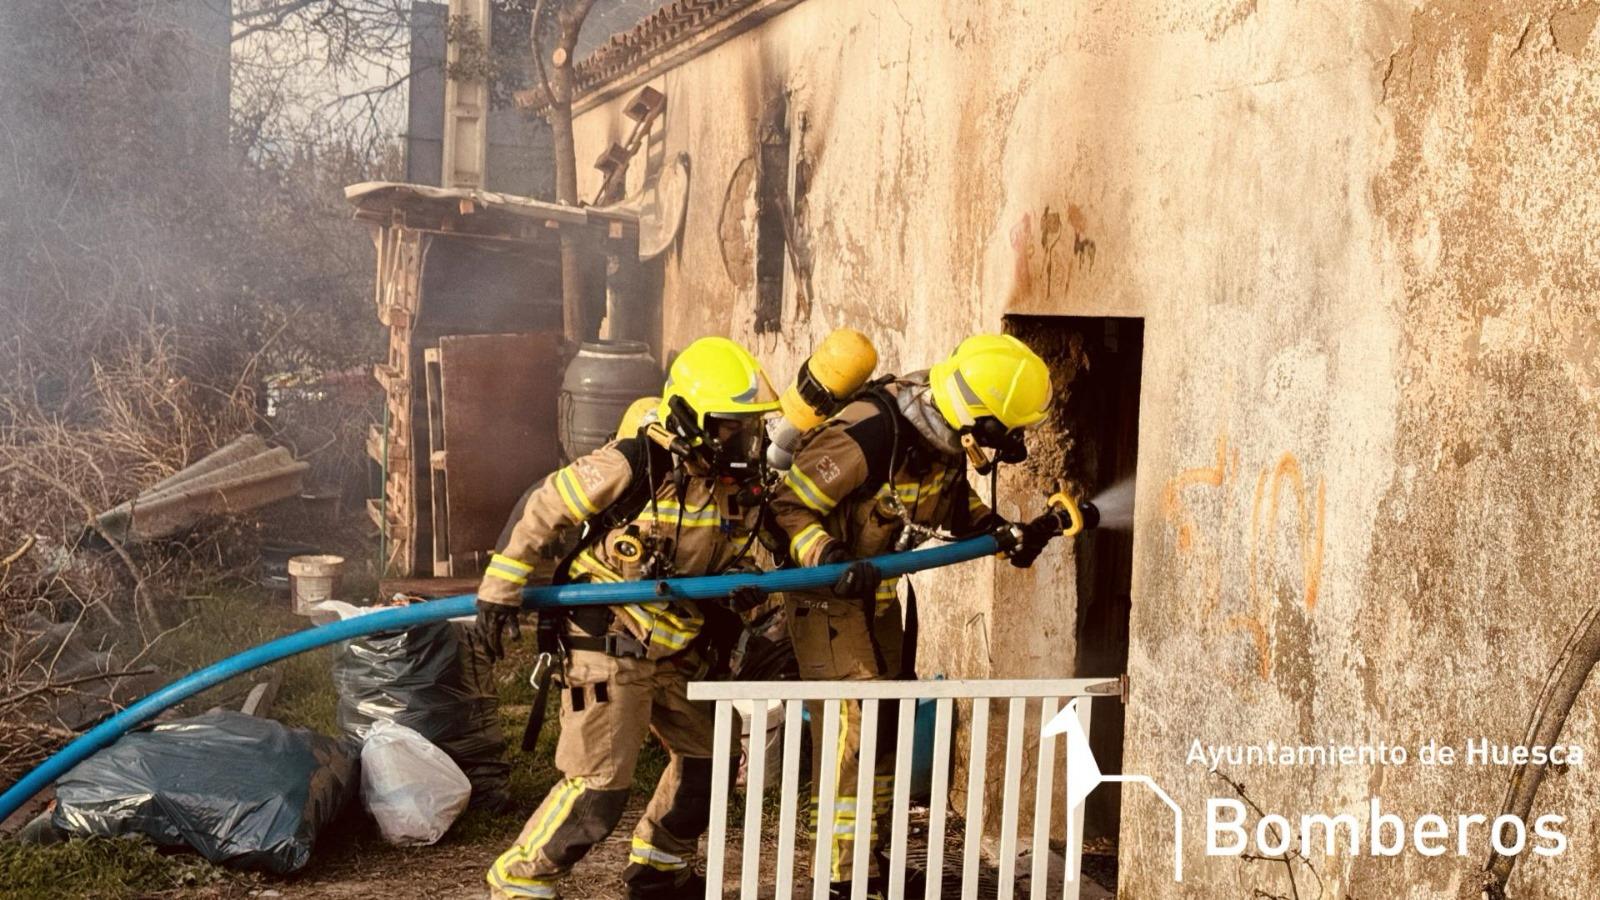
[230, 0, 320, 43]
[0, 667, 157, 711]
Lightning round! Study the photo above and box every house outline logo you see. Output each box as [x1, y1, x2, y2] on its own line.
[1045, 699, 1185, 882]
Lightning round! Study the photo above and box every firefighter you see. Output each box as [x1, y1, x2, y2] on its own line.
[769, 333, 1056, 895]
[476, 336, 780, 900]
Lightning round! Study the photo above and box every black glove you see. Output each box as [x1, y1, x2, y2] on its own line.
[475, 598, 522, 663]
[728, 584, 767, 614]
[830, 560, 882, 601]
[1000, 515, 1061, 569]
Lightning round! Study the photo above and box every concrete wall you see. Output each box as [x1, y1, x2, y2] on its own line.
[572, 1, 1600, 895]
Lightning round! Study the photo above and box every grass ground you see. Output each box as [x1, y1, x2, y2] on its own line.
[0, 585, 666, 900]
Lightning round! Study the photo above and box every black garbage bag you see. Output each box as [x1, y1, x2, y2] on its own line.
[50, 710, 357, 874]
[332, 619, 509, 808]
[731, 599, 799, 682]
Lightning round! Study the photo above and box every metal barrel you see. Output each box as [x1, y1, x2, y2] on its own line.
[557, 340, 662, 461]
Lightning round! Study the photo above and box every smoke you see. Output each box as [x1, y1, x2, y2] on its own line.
[1089, 476, 1136, 531]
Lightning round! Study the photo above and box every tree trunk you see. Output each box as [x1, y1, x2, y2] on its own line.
[548, 57, 586, 343]
[529, 0, 598, 345]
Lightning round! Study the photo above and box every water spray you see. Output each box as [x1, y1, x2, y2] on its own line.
[1083, 476, 1135, 531]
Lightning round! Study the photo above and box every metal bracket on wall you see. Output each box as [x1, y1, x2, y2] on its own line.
[591, 86, 667, 205]
[1085, 674, 1130, 704]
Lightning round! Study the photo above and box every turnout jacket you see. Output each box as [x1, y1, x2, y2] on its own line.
[770, 380, 994, 606]
[476, 437, 765, 659]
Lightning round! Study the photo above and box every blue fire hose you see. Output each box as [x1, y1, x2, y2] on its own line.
[0, 535, 999, 824]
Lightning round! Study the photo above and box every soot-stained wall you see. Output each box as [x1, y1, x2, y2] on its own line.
[571, 1, 1600, 894]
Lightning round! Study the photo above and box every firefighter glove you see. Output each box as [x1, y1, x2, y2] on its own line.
[1003, 515, 1061, 569]
[475, 598, 522, 663]
[728, 584, 767, 613]
[829, 557, 882, 601]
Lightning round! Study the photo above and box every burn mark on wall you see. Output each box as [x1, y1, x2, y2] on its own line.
[1009, 203, 1098, 305]
[1206, 0, 1259, 42]
[715, 92, 812, 330]
[754, 94, 790, 333]
[1009, 212, 1035, 299]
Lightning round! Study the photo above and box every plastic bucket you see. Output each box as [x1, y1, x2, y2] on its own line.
[287, 554, 345, 615]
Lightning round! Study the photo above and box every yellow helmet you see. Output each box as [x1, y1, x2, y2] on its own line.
[657, 337, 780, 435]
[928, 334, 1052, 431]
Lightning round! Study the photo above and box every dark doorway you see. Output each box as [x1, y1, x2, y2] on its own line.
[1005, 315, 1142, 846]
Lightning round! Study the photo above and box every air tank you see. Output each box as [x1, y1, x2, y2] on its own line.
[767, 328, 878, 470]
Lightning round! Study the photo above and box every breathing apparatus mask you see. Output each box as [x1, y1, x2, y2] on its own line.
[661, 395, 769, 483]
[960, 415, 1029, 477]
[705, 412, 768, 481]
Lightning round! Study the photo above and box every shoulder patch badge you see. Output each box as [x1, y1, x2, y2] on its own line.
[816, 454, 842, 484]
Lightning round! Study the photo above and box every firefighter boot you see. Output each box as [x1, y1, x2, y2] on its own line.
[625, 868, 705, 899]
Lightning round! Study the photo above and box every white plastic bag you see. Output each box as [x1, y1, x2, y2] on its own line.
[359, 720, 472, 846]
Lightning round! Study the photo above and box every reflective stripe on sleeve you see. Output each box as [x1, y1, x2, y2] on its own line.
[790, 523, 829, 564]
[555, 467, 600, 519]
[567, 550, 623, 584]
[639, 499, 722, 528]
[783, 466, 838, 513]
[485, 553, 534, 586]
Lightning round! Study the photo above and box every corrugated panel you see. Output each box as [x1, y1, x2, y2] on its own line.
[95, 436, 309, 543]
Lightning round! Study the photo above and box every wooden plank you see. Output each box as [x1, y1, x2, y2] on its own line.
[435, 332, 563, 560]
[997, 698, 1026, 900]
[960, 699, 990, 900]
[812, 700, 843, 900]
[368, 424, 409, 465]
[689, 679, 1121, 701]
[740, 701, 768, 898]
[425, 350, 450, 578]
[431, 467, 451, 577]
[925, 698, 954, 900]
[379, 575, 491, 599]
[850, 699, 879, 900]
[1031, 698, 1059, 896]
[887, 699, 916, 899]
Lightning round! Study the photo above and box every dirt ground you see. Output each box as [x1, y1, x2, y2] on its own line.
[250, 805, 1116, 900]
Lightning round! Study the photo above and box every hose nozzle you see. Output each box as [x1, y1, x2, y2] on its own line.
[1046, 482, 1100, 538]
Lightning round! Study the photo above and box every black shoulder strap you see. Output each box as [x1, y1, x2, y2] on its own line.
[551, 435, 674, 585]
[597, 436, 671, 525]
[844, 378, 903, 492]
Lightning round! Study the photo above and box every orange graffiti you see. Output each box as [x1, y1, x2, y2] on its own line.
[1162, 439, 1327, 681]
[1161, 434, 1231, 554]
[1227, 454, 1326, 679]
[1226, 615, 1271, 680]
[1249, 454, 1326, 614]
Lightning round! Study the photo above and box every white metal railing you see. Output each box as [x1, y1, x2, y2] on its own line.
[687, 678, 1123, 900]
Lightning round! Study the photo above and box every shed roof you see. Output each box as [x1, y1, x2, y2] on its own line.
[345, 181, 590, 226]
[344, 181, 637, 240]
